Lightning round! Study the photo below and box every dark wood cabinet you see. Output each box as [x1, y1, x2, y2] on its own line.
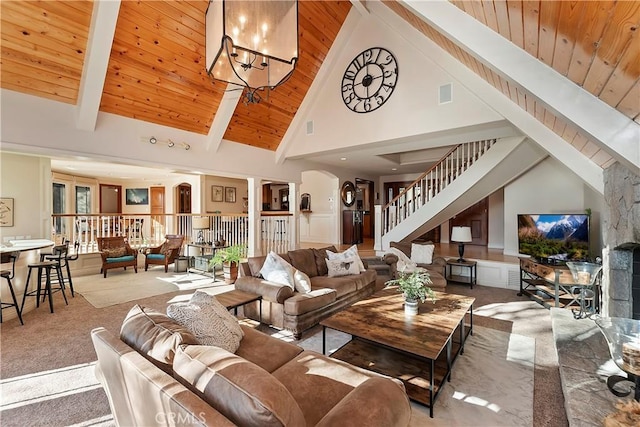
[343, 210, 363, 245]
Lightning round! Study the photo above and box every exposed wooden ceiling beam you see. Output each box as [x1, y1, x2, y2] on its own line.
[76, 0, 120, 131]
[400, 0, 639, 172]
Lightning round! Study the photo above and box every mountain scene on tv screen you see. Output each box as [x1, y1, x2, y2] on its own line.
[518, 214, 589, 260]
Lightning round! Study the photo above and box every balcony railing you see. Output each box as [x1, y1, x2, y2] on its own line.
[51, 212, 292, 255]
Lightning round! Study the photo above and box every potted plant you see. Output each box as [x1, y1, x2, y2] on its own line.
[209, 244, 245, 283]
[385, 268, 436, 315]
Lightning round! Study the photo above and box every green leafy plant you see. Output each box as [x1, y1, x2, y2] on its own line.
[385, 268, 436, 303]
[209, 244, 245, 267]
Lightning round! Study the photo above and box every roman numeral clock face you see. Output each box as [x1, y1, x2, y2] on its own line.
[341, 47, 398, 113]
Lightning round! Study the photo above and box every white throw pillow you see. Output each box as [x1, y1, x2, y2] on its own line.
[326, 244, 366, 273]
[259, 251, 295, 289]
[293, 269, 312, 293]
[411, 243, 435, 265]
[167, 291, 244, 353]
[326, 257, 360, 277]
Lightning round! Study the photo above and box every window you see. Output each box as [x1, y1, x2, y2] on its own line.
[76, 186, 91, 214]
[52, 183, 65, 234]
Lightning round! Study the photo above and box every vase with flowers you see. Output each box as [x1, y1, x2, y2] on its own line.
[385, 268, 436, 315]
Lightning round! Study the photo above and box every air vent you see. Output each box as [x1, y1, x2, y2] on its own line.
[508, 269, 521, 288]
[306, 120, 314, 135]
[439, 83, 453, 104]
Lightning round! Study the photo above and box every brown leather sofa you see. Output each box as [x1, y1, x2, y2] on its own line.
[234, 246, 376, 339]
[91, 306, 411, 426]
[382, 241, 447, 290]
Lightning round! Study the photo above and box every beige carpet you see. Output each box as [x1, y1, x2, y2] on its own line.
[295, 324, 535, 427]
[73, 269, 230, 308]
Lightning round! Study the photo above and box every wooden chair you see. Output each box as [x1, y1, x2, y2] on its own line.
[97, 236, 138, 278]
[144, 235, 184, 272]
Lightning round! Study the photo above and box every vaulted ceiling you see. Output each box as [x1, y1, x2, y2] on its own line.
[1, 0, 639, 170]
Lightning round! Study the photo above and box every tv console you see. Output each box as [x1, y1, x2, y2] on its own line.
[518, 258, 600, 316]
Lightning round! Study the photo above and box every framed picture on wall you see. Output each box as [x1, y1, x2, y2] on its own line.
[125, 188, 149, 205]
[212, 185, 223, 202]
[0, 198, 14, 227]
[225, 186, 236, 203]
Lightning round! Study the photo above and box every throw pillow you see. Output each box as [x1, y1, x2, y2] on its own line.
[259, 251, 295, 289]
[103, 247, 127, 258]
[411, 243, 435, 265]
[167, 291, 244, 353]
[326, 257, 360, 277]
[120, 304, 198, 373]
[326, 244, 366, 273]
[293, 269, 312, 293]
[312, 246, 337, 276]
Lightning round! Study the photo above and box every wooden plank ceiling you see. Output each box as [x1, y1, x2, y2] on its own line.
[1, 0, 637, 161]
[385, 0, 640, 168]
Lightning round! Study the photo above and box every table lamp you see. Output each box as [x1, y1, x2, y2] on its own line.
[451, 226, 472, 262]
[192, 217, 210, 245]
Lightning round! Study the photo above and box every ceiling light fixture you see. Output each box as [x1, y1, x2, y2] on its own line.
[205, 0, 299, 105]
[141, 137, 191, 151]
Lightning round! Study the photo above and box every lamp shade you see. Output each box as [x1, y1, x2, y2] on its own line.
[205, 0, 298, 94]
[193, 217, 211, 230]
[451, 226, 472, 243]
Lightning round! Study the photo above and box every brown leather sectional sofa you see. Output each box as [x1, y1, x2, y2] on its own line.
[234, 246, 377, 339]
[91, 305, 411, 426]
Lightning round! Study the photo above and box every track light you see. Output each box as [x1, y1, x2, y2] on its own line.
[141, 136, 191, 151]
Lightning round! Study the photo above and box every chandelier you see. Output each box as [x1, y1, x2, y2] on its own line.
[205, 0, 299, 104]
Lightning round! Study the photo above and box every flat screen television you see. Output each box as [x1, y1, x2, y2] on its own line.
[517, 214, 590, 262]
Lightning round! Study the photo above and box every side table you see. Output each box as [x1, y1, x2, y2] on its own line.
[215, 289, 262, 323]
[445, 259, 477, 289]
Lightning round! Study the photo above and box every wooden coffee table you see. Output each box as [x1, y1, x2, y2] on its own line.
[320, 288, 474, 417]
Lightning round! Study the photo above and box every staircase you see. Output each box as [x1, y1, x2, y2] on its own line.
[374, 136, 547, 251]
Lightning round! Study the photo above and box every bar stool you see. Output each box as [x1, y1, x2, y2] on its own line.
[44, 241, 78, 297]
[21, 255, 68, 314]
[1, 251, 24, 325]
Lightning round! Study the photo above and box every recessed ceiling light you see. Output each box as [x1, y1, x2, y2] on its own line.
[149, 137, 157, 144]
[391, 168, 397, 171]
[340, 157, 347, 161]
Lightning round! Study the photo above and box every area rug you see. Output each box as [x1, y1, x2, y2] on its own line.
[293, 324, 535, 427]
[73, 270, 230, 309]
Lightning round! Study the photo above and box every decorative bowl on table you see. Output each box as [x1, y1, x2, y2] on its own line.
[594, 316, 640, 400]
[565, 261, 602, 285]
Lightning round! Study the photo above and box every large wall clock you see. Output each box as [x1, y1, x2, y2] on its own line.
[341, 47, 398, 113]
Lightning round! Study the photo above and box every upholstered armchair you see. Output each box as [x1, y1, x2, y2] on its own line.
[382, 241, 447, 290]
[97, 236, 138, 278]
[144, 235, 184, 272]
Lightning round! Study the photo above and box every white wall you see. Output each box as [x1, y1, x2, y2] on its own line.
[299, 170, 340, 245]
[203, 176, 247, 214]
[286, 11, 504, 158]
[0, 153, 50, 240]
[503, 157, 604, 257]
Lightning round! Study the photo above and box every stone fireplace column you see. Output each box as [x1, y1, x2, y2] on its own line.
[602, 162, 640, 318]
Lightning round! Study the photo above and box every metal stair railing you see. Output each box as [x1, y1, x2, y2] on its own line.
[382, 138, 496, 235]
